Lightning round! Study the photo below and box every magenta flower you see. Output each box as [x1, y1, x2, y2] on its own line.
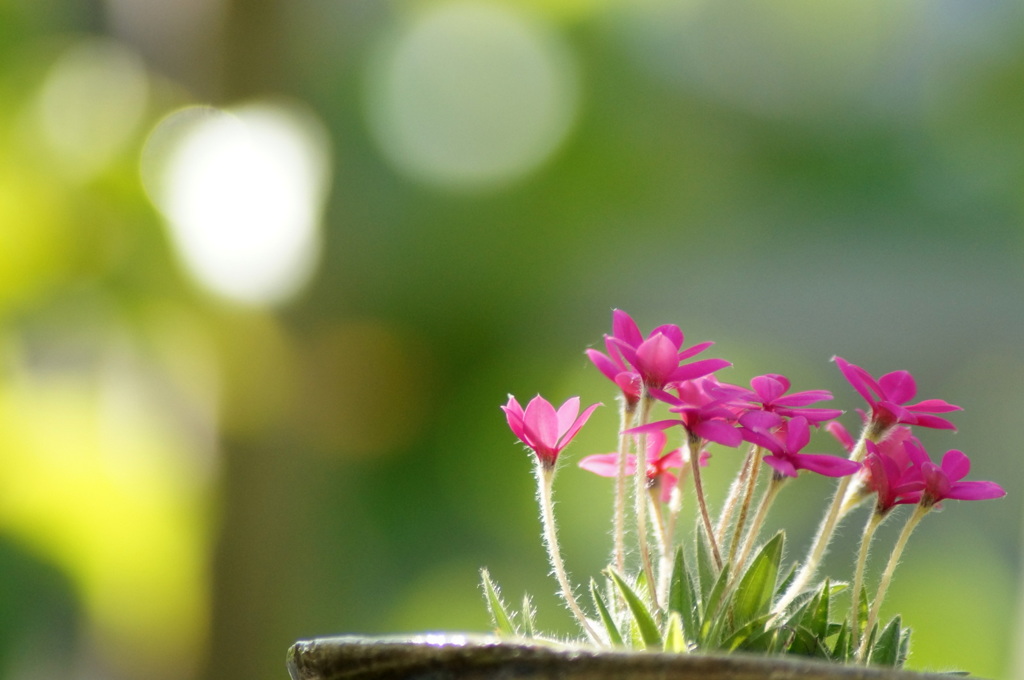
[734, 374, 843, 424]
[579, 430, 695, 502]
[633, 378, 745, 447]
[902, 439, 1007, 508]
[587, 309, 730, 396]
[742, 416, 862, 479]
[502, 395, 601, 468]
[833, 356, 962, 433]
[862, 439, 924, 513]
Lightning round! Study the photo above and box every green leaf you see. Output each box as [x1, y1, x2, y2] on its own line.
[897, 626, 912, 669]
[831, 621, 851, 662]
[786, 626, 833, 659]
[699, 565, 731, 646]
[590, 579, 625, 648]
[608, 569, 663, 650]
[775, 560, 798, 599]
[869, 616, 903, 667]
[663, 612, 688, 653]
[520, 594, 536, 638]
[695, 535, 716, 601]
[667, 547, 700, 639]
[799, 580, 841, 642]
[480, 568, 517, 637]
[732, 532, 784, 627]
[720, 613, 772, 652]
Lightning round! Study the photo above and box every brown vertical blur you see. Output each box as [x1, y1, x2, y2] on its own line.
[202, 2, 307, 679]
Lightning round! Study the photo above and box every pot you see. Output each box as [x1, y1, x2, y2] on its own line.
[286, 635, 974, 680]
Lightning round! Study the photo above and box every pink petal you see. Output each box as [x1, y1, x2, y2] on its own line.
[878, 370, 917, 404]
[876, 401, 914, 425]
[612, 309, 644, 348]
[635, 333, 680, 386]
[586, 349, 621, 383]
[579, 453, 635, 477]
[751, 375, 787, 403]
[826, 421, 855, 452]
[907, 399, 962, 414]
[555, 397, 582, 437]
[560, 401, 602, 449]
[643, 430, 668, 461]
[693, 420, 742, 447]
[910, 413, 958, 431]
[658, 473, 678, 502]
[763, 455, 797, 478]
[940, 449, 971, 482]
[833, 356, 879, 406]
[523, 395, 559, 450]
[678, 340, 714, 362]
[670, 358, 732, 383]
[625, 419, 680, 435]
[921, 462, 952, 500]
[945, 480, 1006, 501]
[501, 396, 529, 442]
[772, 390, 833, 407]
[651, 324, 684, 348]
[786, 416, 811, 453]
[794, 453, 862, 478]
[739, 409, 783, 433]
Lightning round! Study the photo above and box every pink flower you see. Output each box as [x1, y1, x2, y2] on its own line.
[902, 439, 1007, 508]
[502, 395, 601, 467]
[587, 310, 729, 396]
[633, 378, 746, 447]
[862, 438, 924, 513]
[734, 374, 843, 424]
[833, 357, 962, 432]
[742, 416, 862, 479]
[578, 430, 698, 502]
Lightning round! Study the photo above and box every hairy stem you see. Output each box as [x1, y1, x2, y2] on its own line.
[688, 431, 722, 571]
[731, 474, 786, 581]
[774, 422, 879, 614]
[633, 393, 660, 611]
[725, 447, 763, 568]
[536, 463, 600, 642]
[715, 444, 756, 548]
[856, 504, 929, 663]
[613, 401, 638, 575]
[850, 509, 886, 654]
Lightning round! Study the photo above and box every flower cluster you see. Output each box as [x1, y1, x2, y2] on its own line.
[483, 310, 1005, 669]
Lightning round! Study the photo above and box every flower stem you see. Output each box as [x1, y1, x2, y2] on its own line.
[536, 462, 600, 643]
[634, 393, 660, 611]
[849, 509, 886, 655]
[688, 431, 723, 571]
[613, 401, 637, 576]
[774, 423, 875, 615]
[856, 503, 929, 664]
[731, 474, 786, 581]
[715, 444, 756, 549]
[725, 447, 763, 568]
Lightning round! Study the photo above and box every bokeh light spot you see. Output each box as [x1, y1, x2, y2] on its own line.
[141, 102, 331, 306]
[35, 38, 149, 179]
[365, 1, 579, 190]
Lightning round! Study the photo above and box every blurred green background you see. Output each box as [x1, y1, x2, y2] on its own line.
[1, 0, 1022, 678]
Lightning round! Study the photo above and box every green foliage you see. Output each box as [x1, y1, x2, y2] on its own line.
[482, 536, 914, 668]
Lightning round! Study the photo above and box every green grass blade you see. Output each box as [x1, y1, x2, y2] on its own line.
[732, 532, 784, 627]
[663, 611, 688, 653]
[480, 568, 517, 637]
[608, 569, 663, 650]
[590, 578, 625, 648]
[869, 616, 902, 667]
[521, 594, 536, 638]
[667, 546, 700, 639]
